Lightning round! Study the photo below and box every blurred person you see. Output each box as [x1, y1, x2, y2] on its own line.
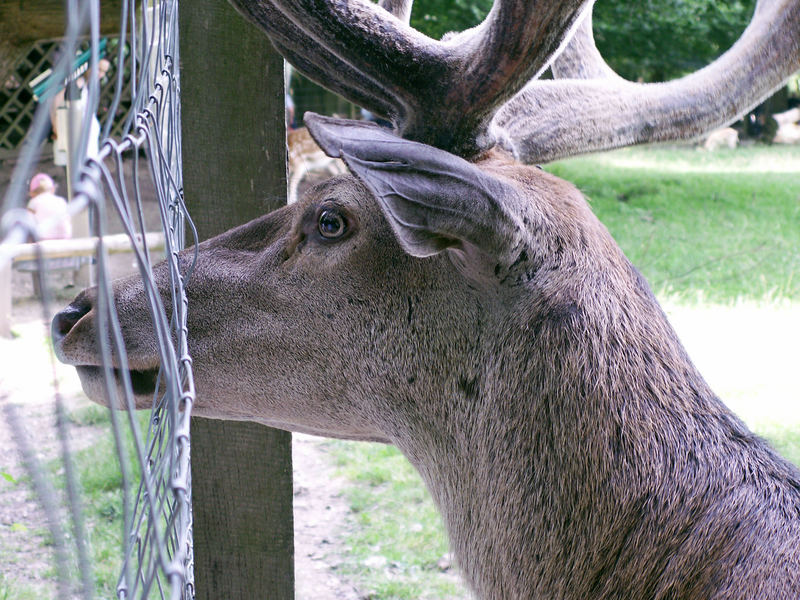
[26, 173, 72, 240]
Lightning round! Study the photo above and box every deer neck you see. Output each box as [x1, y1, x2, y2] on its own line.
[395, 268, 755, 599]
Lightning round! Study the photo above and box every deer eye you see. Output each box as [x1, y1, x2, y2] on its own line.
[317, 209, 347, 239]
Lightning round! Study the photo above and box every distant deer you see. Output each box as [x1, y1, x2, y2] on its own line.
[287, 126, 346, 204]
[774, 107, 800, 144]
[702, 127, 739, 151]
[52, 1, 800, 598]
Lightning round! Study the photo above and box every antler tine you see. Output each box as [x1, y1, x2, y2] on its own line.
[378, 0, 413, 24]
[493, 0, 800, 164]
[230, 0, 592, 158]
[550, 5, 621, 81]
[428, 0, 592, 155]
[230, 0, 448, 132]
[234, 0, 411, 123]
[450, 0, 591, 113]
[273, 39, 399, 119]
[230, 0, 408, 124]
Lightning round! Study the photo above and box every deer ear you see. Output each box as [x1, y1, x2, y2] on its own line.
[305, 113, 524, 258]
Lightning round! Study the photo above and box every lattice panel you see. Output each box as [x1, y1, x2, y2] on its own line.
[0, 37, 133, 150]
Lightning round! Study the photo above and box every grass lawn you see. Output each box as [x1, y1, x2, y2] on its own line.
[547, 145, 800, 303]
[48, 404, 133, 597]
[36, 404, 150, 598]
[328, 144, 800, 599]
[327, 442, 465, 600]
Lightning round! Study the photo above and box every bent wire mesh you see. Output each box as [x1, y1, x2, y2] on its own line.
[0, 1, 194, 598]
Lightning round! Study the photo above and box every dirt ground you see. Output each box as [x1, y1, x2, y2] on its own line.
[0, 310, 107, 600]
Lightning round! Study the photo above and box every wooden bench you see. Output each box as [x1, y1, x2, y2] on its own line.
[1, 232, 165, 337]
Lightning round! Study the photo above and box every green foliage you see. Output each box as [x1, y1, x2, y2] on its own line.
[593, 0, 756, 81]
[408, 0, 756, 82]
[410, 0, 491, 40]
[788, 73, 800, 96]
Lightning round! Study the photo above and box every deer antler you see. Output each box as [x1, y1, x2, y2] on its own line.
[229, 0, 592, 157]
[493, 0, 800, 163]
[549, 6, 621, 82]
[232, 0, 798, 163]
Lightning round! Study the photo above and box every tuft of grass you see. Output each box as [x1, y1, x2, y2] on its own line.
[66, 404, 112, 427]
[45, 409, 149, 596]
[329, 441, 467, 600]
[756, 423, 800, 467]
[0, 574, 40, 600]
[546, 145, 800, 304]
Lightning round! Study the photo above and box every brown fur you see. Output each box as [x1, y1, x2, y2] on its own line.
[51, 0, 800, 594]
[53, 149, 800, 598]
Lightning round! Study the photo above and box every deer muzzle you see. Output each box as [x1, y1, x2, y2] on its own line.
[51, 293, 162, 409]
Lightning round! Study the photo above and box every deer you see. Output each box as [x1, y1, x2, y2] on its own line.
[51, 0, 800, 598]
[287, 126, 347, 204]
[773, 106, 800, 143]
[702, 127, 739, 151]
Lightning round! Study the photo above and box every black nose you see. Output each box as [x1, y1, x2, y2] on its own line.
[51, 296, 92, 344]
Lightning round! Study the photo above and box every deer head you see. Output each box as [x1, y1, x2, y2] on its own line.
[53, 1, 800, 598]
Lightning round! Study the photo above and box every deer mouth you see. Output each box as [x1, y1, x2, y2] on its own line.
[74, 365, 162, 410]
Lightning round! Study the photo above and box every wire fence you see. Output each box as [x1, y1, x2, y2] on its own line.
[0, 0, 193, 598]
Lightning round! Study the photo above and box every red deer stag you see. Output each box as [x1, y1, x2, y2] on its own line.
[52, 1, 800, 598]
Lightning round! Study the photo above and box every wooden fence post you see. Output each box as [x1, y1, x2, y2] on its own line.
[179, 1, 294, 598]
[0, 259, 11, 337]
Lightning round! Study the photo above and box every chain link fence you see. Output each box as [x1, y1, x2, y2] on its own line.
[0, 1, 193, 598]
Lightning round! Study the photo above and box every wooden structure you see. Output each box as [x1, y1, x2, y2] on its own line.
[0, 232, 165, 337]
[180, 1, 294, 598]
[0, 1, 123, 92]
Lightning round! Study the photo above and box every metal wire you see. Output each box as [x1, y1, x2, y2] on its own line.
[0, 0, 194, 598]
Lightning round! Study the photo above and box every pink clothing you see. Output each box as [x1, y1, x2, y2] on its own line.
[29, 173, 55, 195]
[27, 192, 72, 240]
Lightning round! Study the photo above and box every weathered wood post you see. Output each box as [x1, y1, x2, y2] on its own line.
[0, 258, 11, 337]
[180, 1, 294, 598]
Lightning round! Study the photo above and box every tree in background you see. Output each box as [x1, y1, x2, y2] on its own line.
[409, 0, 492, 41]
[592, 0, 755, 82]
[410, 0, 756, 82]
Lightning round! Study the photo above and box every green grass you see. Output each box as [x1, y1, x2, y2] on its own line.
[328, 442, 465, 600]
[44, 405, 148, 597]
[546, 145, 800, 303]
[0, 576, 40, 600]
[66, 403, 113, 428]
[756, 423, 800, 466]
